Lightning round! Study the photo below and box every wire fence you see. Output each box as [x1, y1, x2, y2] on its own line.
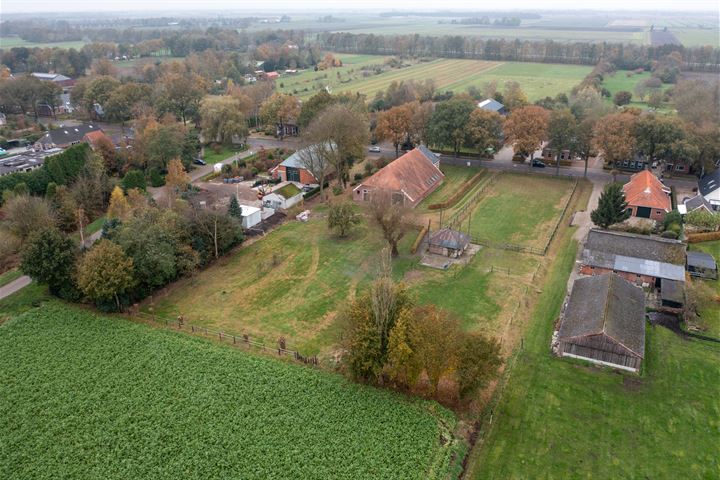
[135, 312, 319, 366]
[445, 173, 578, 257]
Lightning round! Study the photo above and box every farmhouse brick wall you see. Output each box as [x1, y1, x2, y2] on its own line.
[626, 205, 667, 221]
[273, 166, 317, 184]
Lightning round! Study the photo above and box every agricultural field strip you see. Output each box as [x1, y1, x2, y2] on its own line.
[0, 303, 459, 480]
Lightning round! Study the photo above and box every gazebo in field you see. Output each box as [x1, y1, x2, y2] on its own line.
[427, 228, 470, 258]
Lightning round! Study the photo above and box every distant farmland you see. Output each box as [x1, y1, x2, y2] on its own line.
[279, 55, 591, 101]
[0, 36, 87, 50]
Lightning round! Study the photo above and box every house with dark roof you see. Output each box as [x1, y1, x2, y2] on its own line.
[580, 229, 686, 287]
[35, 124, 103, 150]
[428, 228, 470, 258]
[622, 170, 672, 221]
[477, 98, 507, 115]
[0, 149, 62, 177]
[698, 169, 720, 211]
[558, 274, 646, 372]
[352, 147, 444, 208]
[270, 145, 327, 185]
[678, 194, 713, 215]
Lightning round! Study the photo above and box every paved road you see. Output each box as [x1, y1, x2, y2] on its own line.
[0, 275, 32, 301]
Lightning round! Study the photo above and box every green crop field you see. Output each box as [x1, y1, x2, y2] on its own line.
[279, 55, 591, 101]
[0, 36, 87, 50]
[467, 174, 574, 249]
[671, 28, 720, 47]
[469, 234, 720, 479]
[0, 303, 460, 480]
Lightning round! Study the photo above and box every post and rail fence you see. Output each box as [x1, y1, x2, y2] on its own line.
[134, 311, 319, 366]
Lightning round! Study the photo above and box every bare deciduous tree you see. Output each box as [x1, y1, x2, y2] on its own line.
[368, 190, 413, 257]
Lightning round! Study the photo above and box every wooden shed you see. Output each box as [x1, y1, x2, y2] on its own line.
[427, 228, 470, 258]
[558, 274, 646, 373]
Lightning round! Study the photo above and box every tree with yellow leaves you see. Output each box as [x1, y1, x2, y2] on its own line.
[107, 186, 130, 220]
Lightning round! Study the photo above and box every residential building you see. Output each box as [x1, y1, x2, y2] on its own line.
[353, 146, 444, 208]
[31, 72, 75, 88]
[622, 170, 672, 220]
[270, 147, 321, 184]
[558, 274, 646, 373]
[35, 124, 103, 150]
[677, 194, 713, 215]
[699, 169, 720, 211]
[580, 229, 686, 287]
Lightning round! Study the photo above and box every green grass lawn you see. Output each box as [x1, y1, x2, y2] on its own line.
[0, 302, 460, 480]
[601, 70, 673, 109]
[0, 269, 22, 288]
[201, 146, 240, 164]
[0, 36, 88, 49]
[688, 241, 720, 338]
[420, 165, 483, 210]
[468, 174, 574, 249]
[0, 282, 50, 324]
[149, 219, 417, 355]
[469, 230, 720, 479]
[279, 55, 591, 101]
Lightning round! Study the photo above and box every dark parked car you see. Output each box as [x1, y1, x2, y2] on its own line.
[532, 159, 546, 168]
[194, 158, 206, 166]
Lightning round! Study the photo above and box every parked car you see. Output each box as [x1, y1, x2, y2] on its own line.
[368, 146, 381, 153]
[532, 159, 546, 168]
[0, 148, 7, 157]
[194, 158, 207, 166]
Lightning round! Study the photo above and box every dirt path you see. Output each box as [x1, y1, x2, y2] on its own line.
[566, 179, 605, 292]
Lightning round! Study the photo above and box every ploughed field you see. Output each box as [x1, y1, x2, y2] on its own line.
[0, 303, 460, 480]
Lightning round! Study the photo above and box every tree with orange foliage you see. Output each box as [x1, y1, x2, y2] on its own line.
[376, 104, 411, 158]
[503, 105, 550, 167]
[592, 112, 638, 166]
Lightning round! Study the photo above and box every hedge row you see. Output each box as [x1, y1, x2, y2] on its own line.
[411, 225, 429, 254]
[427, 171, 485, 210]
[686, 231, 720, 243]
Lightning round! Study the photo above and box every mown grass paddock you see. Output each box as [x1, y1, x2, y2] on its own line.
[0, 303, 461, 480]
[148, 173, 582, 360]
[688, 241, 720, 338]
[463, 174, 576, 251]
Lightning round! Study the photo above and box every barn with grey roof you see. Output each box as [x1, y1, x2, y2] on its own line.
[558, 274, 646, 372]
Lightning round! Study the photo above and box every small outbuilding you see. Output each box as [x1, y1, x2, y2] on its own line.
[558, 274, 646, 373]
[686, 251, 718, 280]
[427, 228, 470, 258]
[239, 205, 262, 229]
[660, 279, 685, 309]
[262, 182, 303, 210]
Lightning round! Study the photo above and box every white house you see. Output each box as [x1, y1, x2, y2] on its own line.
[262, 182, 303, 210]
[699, 170, 720, 211]
[239, 205, 262, 229]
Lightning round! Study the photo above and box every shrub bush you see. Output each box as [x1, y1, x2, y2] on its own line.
[332, 185, 344, 196]
[353, 172, 363, 181]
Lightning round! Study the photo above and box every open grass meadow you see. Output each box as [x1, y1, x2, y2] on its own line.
[0, 302, 461, 480]
[0, 36, 87, 50]
[278, 55, 591, 101]
[468, 225, 720, 479]
[688, 241, 720, 338]
[467, 174, 575, 249]
[601, 70, 673, 109]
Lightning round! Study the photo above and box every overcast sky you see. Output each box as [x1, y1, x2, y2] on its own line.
[2, 0, 718, 14]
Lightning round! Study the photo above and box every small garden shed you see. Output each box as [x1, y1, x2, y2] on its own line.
[686, 251, 718, 280]
[558, 274, 646, 373]
[428, 228, 470, 258]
